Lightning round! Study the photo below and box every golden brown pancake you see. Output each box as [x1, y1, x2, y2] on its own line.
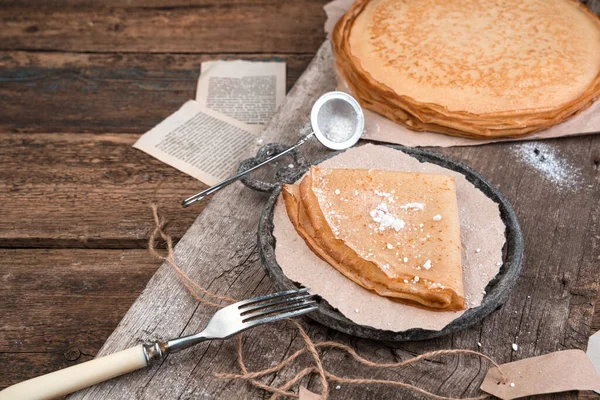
[333, 0, 600, 138]
[282, 167, 465, 311]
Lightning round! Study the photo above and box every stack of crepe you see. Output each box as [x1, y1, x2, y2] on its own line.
[282, 166, 465, 311]
[332, 0, 600, 139]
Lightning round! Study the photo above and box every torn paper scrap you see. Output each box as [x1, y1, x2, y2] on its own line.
[587, 330, 600, 394]
[298, 386, 321, 400]
[481, 349, 600, 399]
[196, 60, 286, 126]
[133, 100, 261, 185]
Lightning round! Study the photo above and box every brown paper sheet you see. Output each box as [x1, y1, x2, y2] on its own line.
[298, 386, 321, 400]
[481, 350, 600, 399]
[325, 0, 600, 148]
[273, 144, 505, 331]
[587, 330, 600, 394]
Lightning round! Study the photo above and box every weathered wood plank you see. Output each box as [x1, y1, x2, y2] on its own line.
[0, 133, 204, 248]
[584, 0, 600, 14]
[593, 298, 600, 332]
[0, 1, 328, 54]
[0, 0, 309, 6]
[0, 249, 159, 389]
[0, 54, 311, 247]
[579, 388, 600, 400]
[0, 0, 596, 14]
[0, 52, 313, 133]
[68, 42, 600, 400]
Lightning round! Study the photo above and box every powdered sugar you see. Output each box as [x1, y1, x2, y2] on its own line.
[369, 202, 406, 232]
[320, 113, 355, 143]
[399, 202, 425, 211]
[511, 142, 582, 191]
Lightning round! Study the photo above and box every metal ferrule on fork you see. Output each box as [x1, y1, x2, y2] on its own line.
[142, 342, 168, 365]
[142, 336, 209, 365]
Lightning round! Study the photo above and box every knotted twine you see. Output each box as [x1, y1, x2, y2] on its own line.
[148, 205, 507, 399]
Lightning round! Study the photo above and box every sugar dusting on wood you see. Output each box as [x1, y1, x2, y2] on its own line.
[511, 142, 582, 191]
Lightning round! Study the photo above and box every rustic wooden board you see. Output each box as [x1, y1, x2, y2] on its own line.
[2, 0, 596, 12]
[0, 249, 158, 389]
[585, 0, 600, 13]
[0, 52, 313, 133]
[593, 301, 600, 332]
[0, 133, 205, 248]
[68, 42, 600, 400]
[0, 52, 312, 248]
[0, 0, 324, 6]
[1, 1, 599, 398]
[0, 1, 328, 54]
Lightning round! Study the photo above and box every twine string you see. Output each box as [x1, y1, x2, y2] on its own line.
[148, 206, 507, 399]
[149, 205, 236, 306]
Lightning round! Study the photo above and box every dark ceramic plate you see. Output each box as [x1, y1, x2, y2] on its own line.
[241, 144, 523, 341]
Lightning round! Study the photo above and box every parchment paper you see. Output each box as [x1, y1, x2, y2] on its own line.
[586, 330, 600, 394]
[361, 96, 600, 148]
[325, 0, 600, 148]
[298, 387, 321, 400]
[481, 350, 600, 399]
[273, 144, 505, 331]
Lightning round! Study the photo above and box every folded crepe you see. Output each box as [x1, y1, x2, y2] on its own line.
[332, 0, 600, 138]
[282, 167, 465, 311]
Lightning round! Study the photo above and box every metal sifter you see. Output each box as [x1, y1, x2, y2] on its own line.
[181, 91, 364, 207]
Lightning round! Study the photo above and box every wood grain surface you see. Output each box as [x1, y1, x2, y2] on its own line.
[0, 2, 327, 53]
[0, 249, 157, 388]
[0, 52, 313, 133]
[0, 133, 205, 248]
[0, 0, 599, 399]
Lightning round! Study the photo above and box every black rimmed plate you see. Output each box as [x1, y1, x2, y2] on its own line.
[249, 144, 523, 341]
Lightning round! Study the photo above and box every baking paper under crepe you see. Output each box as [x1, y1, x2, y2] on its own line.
[361, 99, 600, 148]
[325, 0, 600, 147]
[273, 144, 505, 331]
[336, 76, 600, 147]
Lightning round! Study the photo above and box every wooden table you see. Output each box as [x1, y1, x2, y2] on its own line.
[0, 1, 599, 399]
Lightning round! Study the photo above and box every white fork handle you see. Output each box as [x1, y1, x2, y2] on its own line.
[0, 344, 147, 400]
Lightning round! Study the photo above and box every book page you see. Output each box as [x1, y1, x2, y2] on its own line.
[196, 60, 286, 126]
[133, 100, 261, 185]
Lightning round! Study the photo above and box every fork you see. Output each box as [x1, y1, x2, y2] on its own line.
[0, 288, 317, 400]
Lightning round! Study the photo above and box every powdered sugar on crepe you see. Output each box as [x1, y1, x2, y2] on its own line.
[273, 144, 505, 331]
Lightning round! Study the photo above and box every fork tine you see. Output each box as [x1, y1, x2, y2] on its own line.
[241, 298, 317, 322]
[242, 304, 319, 328]
[240, 292, 313, 315]
[236, 287, 310, 309]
